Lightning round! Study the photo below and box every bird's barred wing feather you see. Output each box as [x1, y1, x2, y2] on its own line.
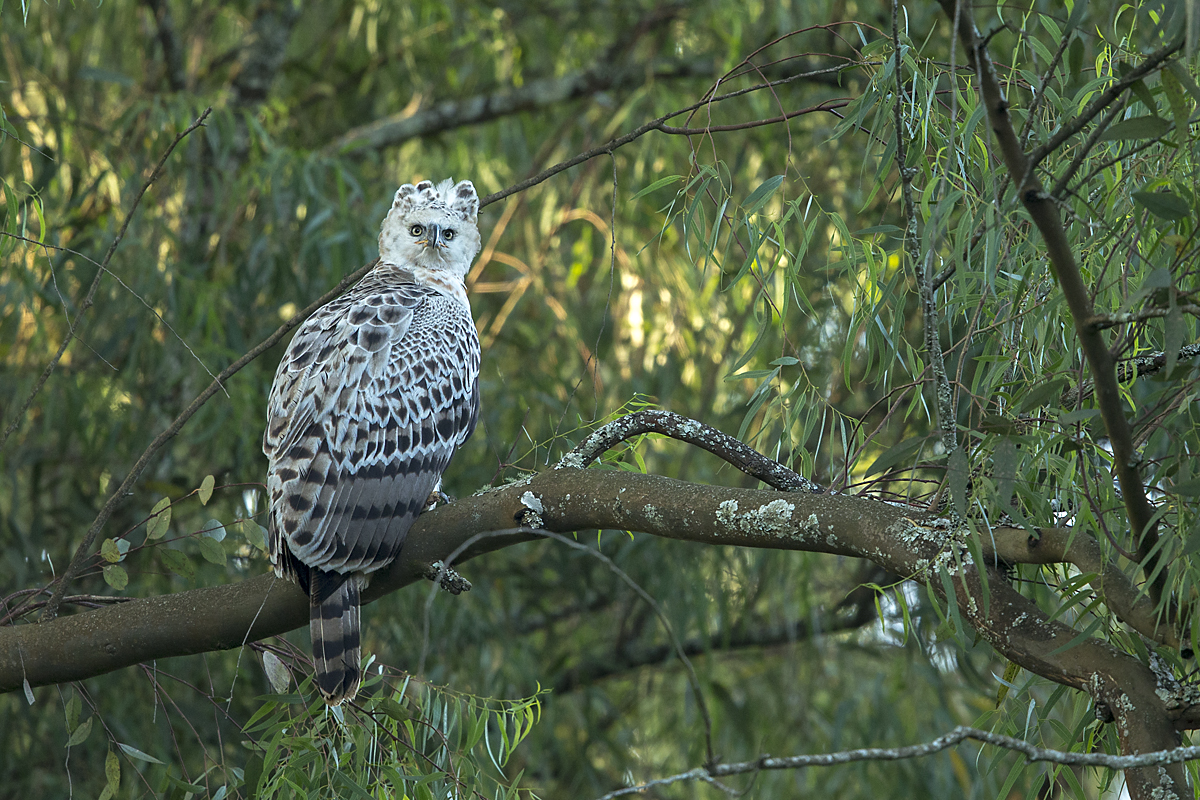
[264, 270, 480, 590]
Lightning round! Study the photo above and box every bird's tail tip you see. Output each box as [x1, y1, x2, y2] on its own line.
[310, 575, 363, 706]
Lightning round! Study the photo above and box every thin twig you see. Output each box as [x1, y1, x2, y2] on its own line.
[1, 108, 212, 453]
[1049, 94, 1130, 198]
[1086, 306, 1200, 330]
[479, 81, 855, 208]
[1, 233, 225, 392]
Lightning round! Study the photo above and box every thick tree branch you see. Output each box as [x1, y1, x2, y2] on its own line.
[560, 409, 823, 492]
[327, 60, 714, 155]
[326, 56, 850, 156]
[938, 0, 1173, 618]
[1062, 343, 1200, 407]
[0, 464, 1173, 729]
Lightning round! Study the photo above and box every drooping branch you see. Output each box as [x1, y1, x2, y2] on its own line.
[555, 568, 884, 694]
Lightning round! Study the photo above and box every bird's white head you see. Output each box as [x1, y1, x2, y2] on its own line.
[378, 179, 481, 290]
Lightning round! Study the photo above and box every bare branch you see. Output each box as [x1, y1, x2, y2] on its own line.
[1061, 343, 1200, 407]
[1087, 306, 1200, 330]
[594, 724, 1200, 800]
[559, 409, 824, 492]
[327, 61, 714, 155]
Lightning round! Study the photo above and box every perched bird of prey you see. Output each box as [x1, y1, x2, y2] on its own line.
[264, 179, 482, 705]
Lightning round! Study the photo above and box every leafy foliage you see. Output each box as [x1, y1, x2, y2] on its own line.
[3, 0, 1200, 797]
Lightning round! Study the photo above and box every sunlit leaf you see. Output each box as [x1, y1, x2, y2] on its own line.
[147, 497, 172, 540]
[102, 564, 128, 591]
[196, 535, 226, 565]
[198, 474, 215, 505]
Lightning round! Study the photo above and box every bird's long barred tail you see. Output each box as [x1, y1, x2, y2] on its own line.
[310, 576, 362, 705]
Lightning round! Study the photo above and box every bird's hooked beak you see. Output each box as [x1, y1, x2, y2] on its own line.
[416, 224, 449, 255]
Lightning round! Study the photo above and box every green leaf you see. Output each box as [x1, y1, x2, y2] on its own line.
[160, 547, 195, 580]
[864, 437, 926, 478]
[1161, 68, 1193, 143]
[629, 174, 682, 201]
[1173, 479, 1200, 496]
[1063, 1, 1087, 34]
[196, 535, 226, 565]
[1017, 378, 1067, 412]
[64, 693, 80, 733]
[1068, 37, 1084, 79]
[1132, 190, 1190, 220]
[147, 497, 172, 540]
[994, 438, 1017, 503]
[742, 174, 784, 215]
[105, 748, 120, 792]
[239, 519, 267, 551]
[117, 742, 164, 764]
[65, 715, 93, 747]
[1128, 78, 1157, 116]
[1098, 115, 1172, 142]
[242, 755, 264, 797]
[995, 661, 1021, 708]
[1059, 407, 1099, 425]
[375, 698, 411, 722]
[102, 564, 128, 591]
[1165, 303, 1184, 376]
[101, 538, 122, 564]
[1166, 62, 1200, 106]
[198, 474, 215, 505]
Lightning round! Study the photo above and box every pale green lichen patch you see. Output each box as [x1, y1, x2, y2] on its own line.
[643, 504, 664, 528]
[716, 498, 799, 539]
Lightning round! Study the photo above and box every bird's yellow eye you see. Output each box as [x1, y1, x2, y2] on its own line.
[410, 225, 423, 237]
[443, 229, 455, 241]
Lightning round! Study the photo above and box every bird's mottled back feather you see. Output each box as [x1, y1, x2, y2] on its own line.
[264, 175, 482, 706]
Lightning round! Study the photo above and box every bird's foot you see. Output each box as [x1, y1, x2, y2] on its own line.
[423, 489, 452, 511]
